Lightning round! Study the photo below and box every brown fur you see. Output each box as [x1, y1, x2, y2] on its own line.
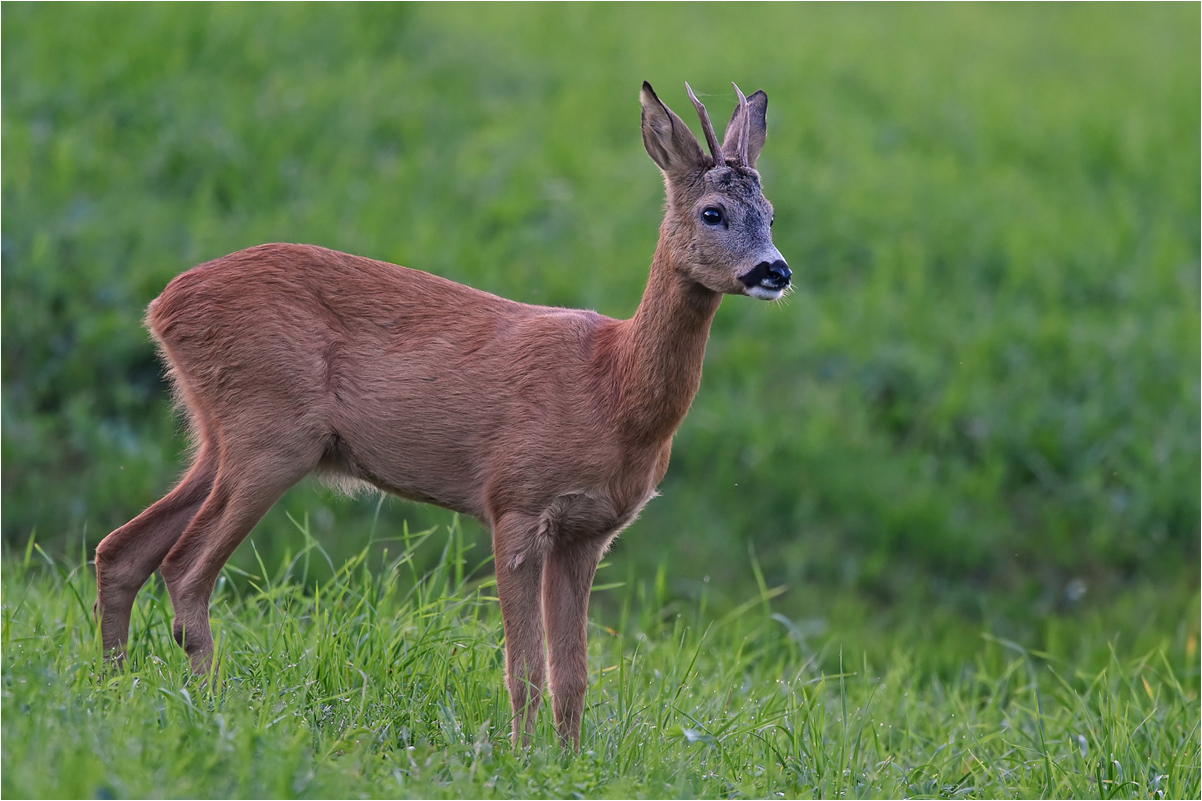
[94, 82, 787, 748]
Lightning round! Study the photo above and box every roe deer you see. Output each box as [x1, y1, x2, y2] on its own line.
[94, 81, 790, 748]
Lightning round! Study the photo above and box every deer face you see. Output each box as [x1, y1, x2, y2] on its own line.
[640, 82, 790, 301]
[686, 165, 789, 299]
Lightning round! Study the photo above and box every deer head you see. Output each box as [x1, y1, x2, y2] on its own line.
[640, 81, 791, 301]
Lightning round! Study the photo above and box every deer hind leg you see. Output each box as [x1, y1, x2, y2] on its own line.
[492, 511, 551, 748]
[95, 439, 219, 659]
[543, 538, 606, 749]
[160, 438, 319, 673]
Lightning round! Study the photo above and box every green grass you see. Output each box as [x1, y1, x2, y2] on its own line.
[3, 527, 1198, 799]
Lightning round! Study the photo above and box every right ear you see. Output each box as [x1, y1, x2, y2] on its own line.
[640, 82, 707, 178]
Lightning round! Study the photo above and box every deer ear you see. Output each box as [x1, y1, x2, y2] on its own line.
[640, 81, 707, 177]
[722, 89, 768, 168]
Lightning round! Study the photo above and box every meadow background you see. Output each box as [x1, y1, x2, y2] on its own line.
[2, 4, 1198, 797]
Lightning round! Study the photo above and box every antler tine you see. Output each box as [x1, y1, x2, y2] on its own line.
[732, 82, 750, 167]
[686, 81, 725, 168]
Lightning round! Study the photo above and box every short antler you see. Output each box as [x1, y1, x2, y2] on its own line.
[685, 81, 724, 168]
[731, 82, 750, 167]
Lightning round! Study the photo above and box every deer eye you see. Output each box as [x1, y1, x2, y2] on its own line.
[701, 207, 724, 226]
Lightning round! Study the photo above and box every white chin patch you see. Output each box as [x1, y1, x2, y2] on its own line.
[746, 285, 785, 301]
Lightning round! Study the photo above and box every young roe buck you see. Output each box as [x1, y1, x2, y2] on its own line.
[94, 81, 790, 748]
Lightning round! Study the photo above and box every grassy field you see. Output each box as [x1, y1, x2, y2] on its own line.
[3, 528, 1198, 799]
[2, 4, 1199, 798]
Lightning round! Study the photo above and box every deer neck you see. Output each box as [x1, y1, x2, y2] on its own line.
[613, 236, 722, 442]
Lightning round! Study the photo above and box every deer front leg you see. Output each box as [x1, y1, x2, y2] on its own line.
[493, 513, 549, 748]
[542, 539, 605, 749]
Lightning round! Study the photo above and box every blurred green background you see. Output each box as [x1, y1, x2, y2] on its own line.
[3, 4, 1198, 654]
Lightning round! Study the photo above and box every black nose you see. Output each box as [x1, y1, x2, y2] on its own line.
[765, 260, 792, 288]
[738, 259, 793, 290]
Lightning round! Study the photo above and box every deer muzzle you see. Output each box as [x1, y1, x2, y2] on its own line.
[739, 260, 792, 292]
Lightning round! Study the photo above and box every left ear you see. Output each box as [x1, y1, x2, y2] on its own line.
[722, 89, 768, 168]
[640, 81, 708, 179]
